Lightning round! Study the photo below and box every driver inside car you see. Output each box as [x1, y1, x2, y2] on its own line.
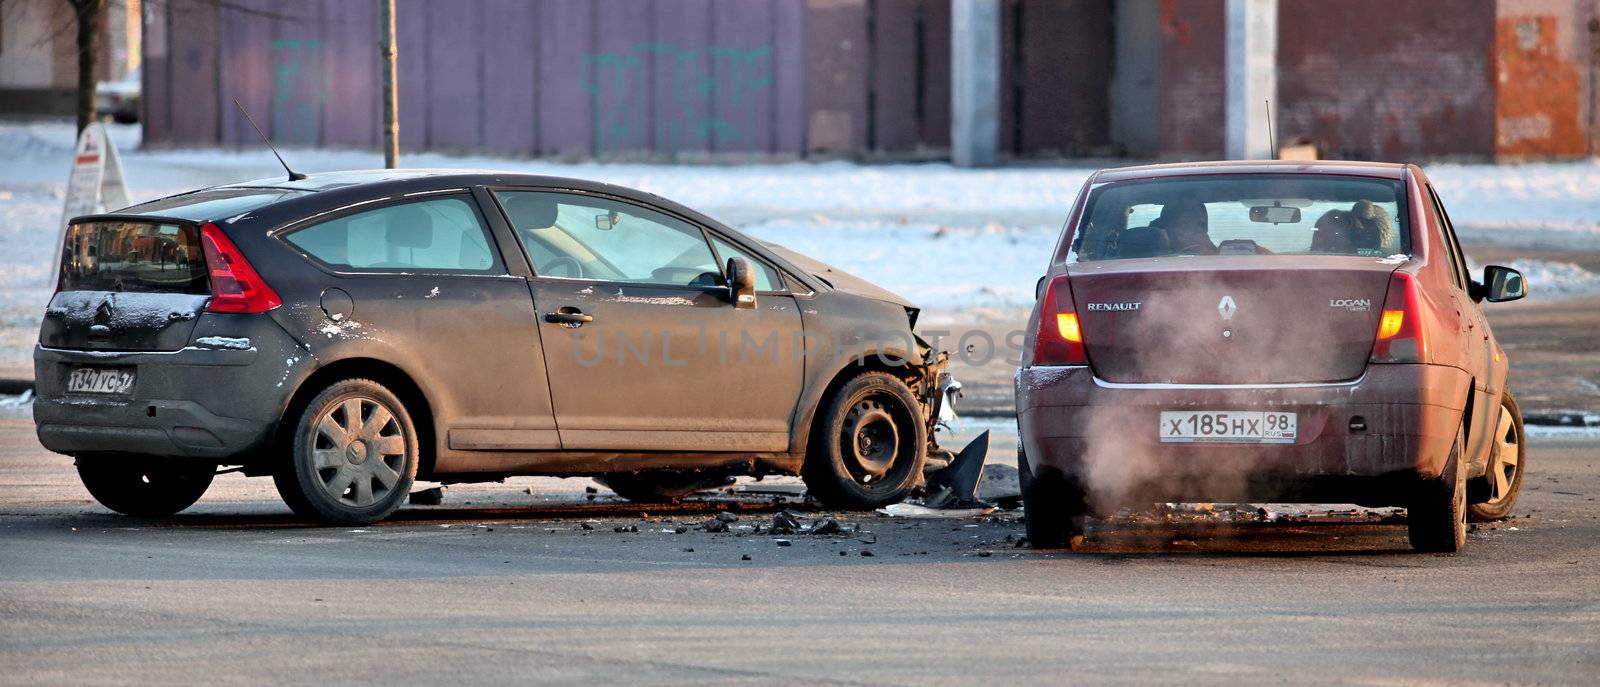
[1151, 197, 1217, 255]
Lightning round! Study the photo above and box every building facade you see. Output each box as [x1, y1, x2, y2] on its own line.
[138, 0, 1600, 161]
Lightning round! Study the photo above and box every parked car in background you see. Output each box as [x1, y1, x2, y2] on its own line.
[36, 170, 952, 524]
[1016, 161, 1528, 553]
[95, 67, 140, 124]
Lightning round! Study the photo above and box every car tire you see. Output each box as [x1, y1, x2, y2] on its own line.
[76, 455, 215, 516]
[1407, 423, 1468, 553]
[1018, 444, 1087, 549]
[596, 471, 733, 503]
[274, 378, 418, 526]
[802, 372, 926, 510]
[1468, 391, 1526, 522]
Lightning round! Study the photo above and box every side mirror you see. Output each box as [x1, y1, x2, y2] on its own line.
[726, 257, 757, 309]
[1482, 265, 1527, 302]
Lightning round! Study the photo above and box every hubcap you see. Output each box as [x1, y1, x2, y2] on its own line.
[309, 397, 407, 508]
[842, 396, 902, 484]
[1484, 404, 1521, 505]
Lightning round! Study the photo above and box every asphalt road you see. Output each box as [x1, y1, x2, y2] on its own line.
[1, 417, 1596, 685]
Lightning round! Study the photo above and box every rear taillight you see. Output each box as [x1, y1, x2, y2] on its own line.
[1371, 271, 1425, 363]
[199, 223, 281, 314]
[1033, 275, 1088, 365]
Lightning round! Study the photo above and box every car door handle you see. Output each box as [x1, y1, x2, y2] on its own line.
[544, 309, 594, 325]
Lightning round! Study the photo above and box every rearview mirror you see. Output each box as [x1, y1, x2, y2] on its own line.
[1249, 205, 1301, 224]
[726, 257, 757, 309]
[1482, 265, 1526, 302]
[594, 211, 621, 230]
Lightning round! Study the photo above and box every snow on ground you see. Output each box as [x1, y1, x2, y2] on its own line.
[2, 120, 1599, 373]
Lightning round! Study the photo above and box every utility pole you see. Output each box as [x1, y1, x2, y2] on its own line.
[379, 0, 399, 168]
[1224, 0, 1277, 160]
[951, 0, 999, 167]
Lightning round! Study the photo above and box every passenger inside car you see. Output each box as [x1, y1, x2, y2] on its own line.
[1150, 197, 1217, 255]
[1309, 209, 1358, 254]
[1350, 199, 1400, 255]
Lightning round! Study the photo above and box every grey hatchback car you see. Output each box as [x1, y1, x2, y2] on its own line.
[35, 170, 951, 524]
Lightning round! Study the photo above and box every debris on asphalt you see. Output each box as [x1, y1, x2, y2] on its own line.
[860, 550, 874, 557]
[408, 487, 444, 505]
[775, 539, 792, 547]
[771, 510, 802, 534]
[699, 518, 730, 533]
[613, 525, 638, 533]
[876, 502, 994, 518]
[740, 554, 751, 561]
[809, 517, 843, 535]
[716, 511, 739, 523]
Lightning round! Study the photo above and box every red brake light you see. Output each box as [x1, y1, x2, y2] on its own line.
[1371, 271, 1425, 363]
[199, 223, 281, 314]
[1033, 275, 1088, 365]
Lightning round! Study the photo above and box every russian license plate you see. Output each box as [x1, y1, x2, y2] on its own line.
[66, 366, 135, 394]
[1159, 410, 1296, 444]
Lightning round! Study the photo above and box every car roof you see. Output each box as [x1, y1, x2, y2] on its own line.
[1091, 159, 1410, 184]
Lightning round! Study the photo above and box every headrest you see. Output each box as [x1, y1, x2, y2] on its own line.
[504, 194, 559, 229]
[385, 205, 434, 249]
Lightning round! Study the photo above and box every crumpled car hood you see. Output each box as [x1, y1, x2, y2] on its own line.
[760, 241, 915, 309]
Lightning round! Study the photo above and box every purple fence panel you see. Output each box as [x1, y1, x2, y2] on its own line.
[142, 1, 171, 144]
[710, 0, 775, 152]
[427, 0, 484, 149]
[168, 0, 221, 144]
[652, 0, 714, 155]
[218, 0, 274, 147]
[772, 0, 806, 154]
[871, 0, 919, 151]
[589, 0, 655, 154]
[397, 0, 431, 149]
[538, 0, 594, 157]
[482, 0, 540, 153]
[919, 0, 950, 148]
[267, 1, 326, 147]
[804, 0, 868, 154]
[322, 0, 379, 148]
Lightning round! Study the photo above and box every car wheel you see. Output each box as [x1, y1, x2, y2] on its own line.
[1468, 391, 1526, 522]
[1407, 423, 1467, 553]
[802, 372, 926, 510]
[274, 379, 418, 525]
[76, 455, 215, 516]
[1018, 443, 1087, 549]
[596, 471, 733, 503]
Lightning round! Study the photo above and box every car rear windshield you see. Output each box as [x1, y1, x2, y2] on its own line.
[1068, 174, 1410, 262]
[58, 221, 208, 294]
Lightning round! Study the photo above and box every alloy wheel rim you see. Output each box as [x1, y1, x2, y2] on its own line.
[1484, 404, 1521, 505]
[309, 397, 407, 508]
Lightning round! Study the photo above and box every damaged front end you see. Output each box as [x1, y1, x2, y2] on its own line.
[905, 332, 994, 508]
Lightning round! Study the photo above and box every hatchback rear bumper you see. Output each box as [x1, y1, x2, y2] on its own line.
[32, 317, 307, 461]
[1015, 364, 1471, 505]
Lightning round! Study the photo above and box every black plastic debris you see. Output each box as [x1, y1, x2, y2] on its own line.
[922, 430, 991, 509]
[408, 487, 444, 505]
[809, 517, 842, 535]
[771, 510, 802, 534]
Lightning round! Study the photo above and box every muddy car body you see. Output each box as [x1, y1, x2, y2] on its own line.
[35, 170, 949, 524]
[1016, 161, 1527, 552]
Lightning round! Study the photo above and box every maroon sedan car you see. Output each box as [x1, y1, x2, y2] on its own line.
[1016, 161, 1528, 552]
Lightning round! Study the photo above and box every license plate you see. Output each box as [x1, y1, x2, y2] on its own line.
[1159, 410, 1296, 444]
[66, 366, 135, 395]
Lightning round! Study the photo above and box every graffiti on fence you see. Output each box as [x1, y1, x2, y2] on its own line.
[583, 43, 773, 154]
[271, 39, 326, 146]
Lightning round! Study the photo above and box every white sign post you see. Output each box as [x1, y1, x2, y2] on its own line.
[55, 123, 131, 289]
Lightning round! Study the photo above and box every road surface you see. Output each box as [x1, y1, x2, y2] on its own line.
[1, 418, 1596, 684]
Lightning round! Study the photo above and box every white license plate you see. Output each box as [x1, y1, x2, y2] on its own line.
[66, 367, 135, 394]
[1159, 410, 1296, 444]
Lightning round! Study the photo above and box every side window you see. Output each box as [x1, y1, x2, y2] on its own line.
[1426, 185, 1469, 290]
[494, 190, 722, 288]
[285, 196, 498, 272]
[709, 235, 782, 292]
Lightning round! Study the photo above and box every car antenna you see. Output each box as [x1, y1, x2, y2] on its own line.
[1264, 99, 1277, 160]
[233, 99, 306, 181]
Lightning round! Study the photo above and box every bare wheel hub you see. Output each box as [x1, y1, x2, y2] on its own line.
[308, 397, 407, 508]
[843, 397, 899, 482]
